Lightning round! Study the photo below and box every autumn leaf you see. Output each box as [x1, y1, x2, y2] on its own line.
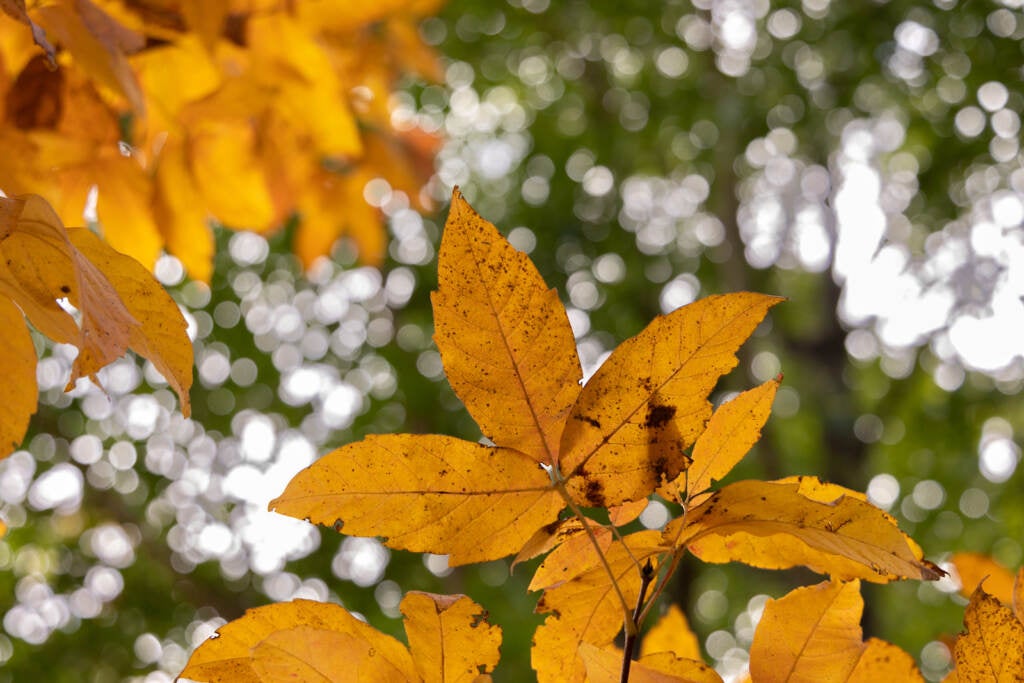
[749, 580, 923, 683]
[640, 604, 702, 661]
[660, 376, 780, 505]
[952, 585, 1024, 682]
[401, 592, 502, 682]
[950, 552, 1016, 605]
[560, 291, 782, 508]
[1015, 568, 1024, 623]
[532, 531, 667, 683]
[432, 188, 582, 464]
[179, 599, 419, 682]
[0, 193, 192, 458]
[665, 478, 942, 582]
[268, 434, 563, 566]
[180, 594, 500, 683]
[579, 643, 723, 683]
[0, 0, 56, 66]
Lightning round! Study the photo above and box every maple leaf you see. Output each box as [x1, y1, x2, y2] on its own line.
[951, 584, 1024, 682]
[749, 580, 924, 683]
[271, 190, 781, 567]
[179, 594, 500, 683]
[0, 193, 192, 458]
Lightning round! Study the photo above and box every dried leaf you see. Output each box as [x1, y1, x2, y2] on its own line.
[952, 585, 1024, 682]
[666, 478, 942, 582]
[401, 592, 501, 682]
[560, 293, 783, 507]
[432, 189, 582, 464]
[179, 599, 418, 683]
[269, 434, 563, 566]
[640, 604, 701, 661]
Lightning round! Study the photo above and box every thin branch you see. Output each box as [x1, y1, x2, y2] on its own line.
[620, 559, 656, 683]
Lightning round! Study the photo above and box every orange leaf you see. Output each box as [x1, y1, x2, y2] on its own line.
[952, 585, 1024, 682]
[609, 498, 649, 526]
[152, 138, 214, 284]
[401, 592, 502, 682]
[0, 297, 36, 457]
[268, 434, 563, 566]
[750, 580, 923, 683]
[640, 604, 701, 661]
[511, 518, 585, 571]
[950, 552, 1016, 604]
[529, 526, 613, 591]
[432, 188, 582, 464]
[179, 599, 418, 683]
[560, 293, 783, 507]
[579, 643, 723, 683]
[67, 228, 192, 416]
[532, 531, 666, 683]
[661, 376, 780, 504]
[666, 478, 942, 582]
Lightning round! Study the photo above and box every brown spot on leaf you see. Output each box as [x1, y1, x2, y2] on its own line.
[574, 414, 601, 429]
[645, 403, 676, 428]
[583, 478, 606, 507]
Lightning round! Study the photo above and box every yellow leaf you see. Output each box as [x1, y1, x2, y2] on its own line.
[849, 639, 924, 682]
[950, 552, 1016, 604]
[88, 157, 163, 270]
[179, 599, 418, 683]
[952, 585, 1024, 682]
[511, 518, 585, 571]
[750, 579, 922, 683]
[579, 643, 723, 683]
[0, 193, 138, 384]
[0, 297, 36, 457]
[34, 1, 144, 113]
[666, 478, 942, 582]
[294, 169, 385, 269]
[401, 592, 502, 682]
[250, 627, 410, 682]
[609, 498, 649, 526]
[662, 376, 780, 504]
[640, 604, 701, 661]
[179, 0, 228, 51]
[153, 138, 214, 284]
[432, 188, 582, 464]
[532, 531, 665, 683]
[268, 434, 563, 566]
[67, 228, 192, 416]
[529, 526, 613, 591]
[561, 293, 783, 507]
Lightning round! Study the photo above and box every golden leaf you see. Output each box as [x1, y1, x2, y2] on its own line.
[401, 592, 502, 682]
[67, 227, 192, 416]
[666, 478, 942, 582]
[640, 604, 701, 661]
[750, 580, 923, 683]
[432, 188, 582, 464]
[952, 585, 1024, 682]
[561, 293, 783, 507]
[578, 643, 723, 683]
[179, 599, 418, 683]
[0, 297, 36, 455]
[661, 376, 780, 505]
[950, 552, 1016, 605]
[269, 434, 563, 566]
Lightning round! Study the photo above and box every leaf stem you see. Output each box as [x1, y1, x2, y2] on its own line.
[554, 481, 633, 625]
[621, 559, 655, 683]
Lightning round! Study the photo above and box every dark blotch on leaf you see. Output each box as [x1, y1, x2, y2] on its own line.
[470, 610, 489, 628]
[583, 478, 606, 507]
[574, 414, 601, 429]
[645, 403, 676, 428]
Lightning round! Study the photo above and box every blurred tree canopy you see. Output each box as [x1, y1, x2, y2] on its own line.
[2, 0, 1024, 681]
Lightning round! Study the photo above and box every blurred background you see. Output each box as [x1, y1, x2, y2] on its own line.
[2, 0, 1024, 681]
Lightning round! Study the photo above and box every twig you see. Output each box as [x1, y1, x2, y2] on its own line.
[621, 559, 655, 683]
